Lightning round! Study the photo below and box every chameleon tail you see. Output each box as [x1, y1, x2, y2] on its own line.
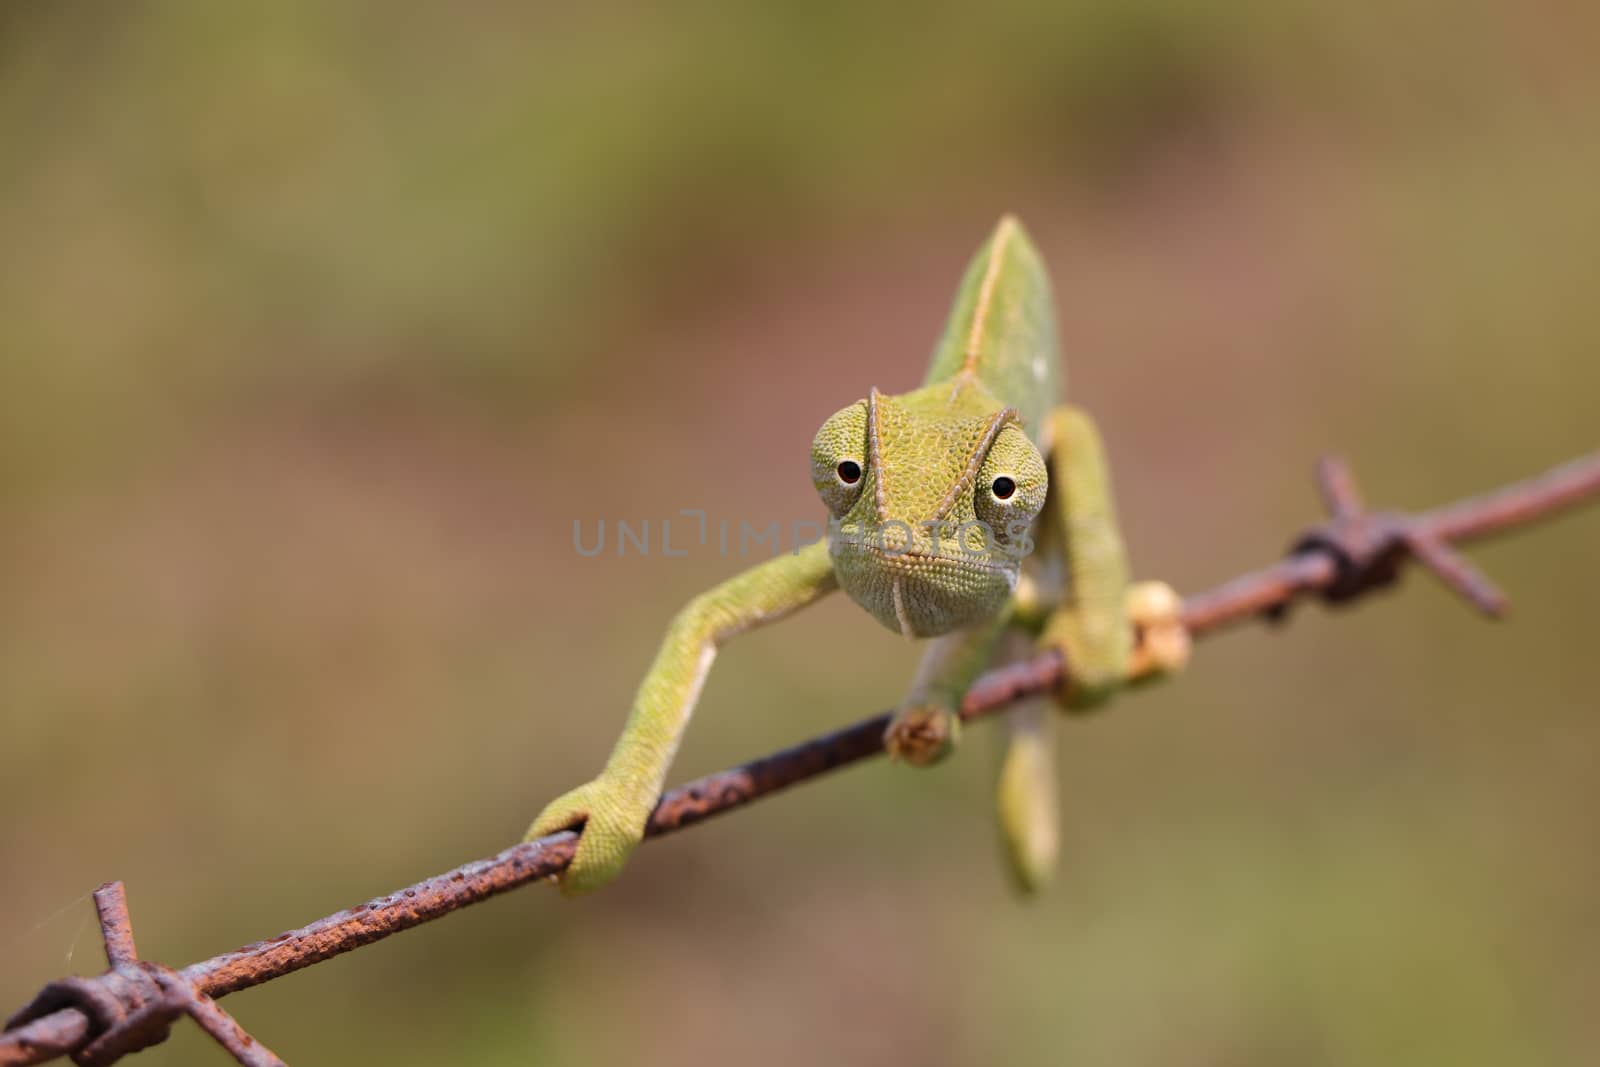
[995, 694, 1060, 894]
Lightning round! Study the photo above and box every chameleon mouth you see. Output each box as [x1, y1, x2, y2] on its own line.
[863, 546, 1017, 574]
[832, 541, 1018, 638]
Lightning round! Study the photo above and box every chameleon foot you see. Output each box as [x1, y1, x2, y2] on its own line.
[884, 705, 961, 766]
[525, 776, 653, 896]
[1125, 580, 1190, 682]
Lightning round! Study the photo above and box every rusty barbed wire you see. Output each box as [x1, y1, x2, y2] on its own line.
[4, 449, 1599, 1066]
[3, 884, 287, 1067]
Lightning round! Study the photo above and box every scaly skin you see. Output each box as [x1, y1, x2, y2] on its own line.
[527, 216, 1189, 895]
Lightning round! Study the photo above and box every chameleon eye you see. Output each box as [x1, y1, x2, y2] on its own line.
[975, 426, 1046, 541]
[812, 399, 870, 518]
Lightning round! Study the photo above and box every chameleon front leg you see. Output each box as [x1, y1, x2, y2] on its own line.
[884, 609, 1011, 766]
[527, 541, 837, 895]
[1038, 405, 1188, 710]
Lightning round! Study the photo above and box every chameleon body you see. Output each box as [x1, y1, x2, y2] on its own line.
[529, 216, 1188, 894]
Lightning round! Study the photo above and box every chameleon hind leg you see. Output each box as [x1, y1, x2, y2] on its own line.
[1037, 406, 1188, 710]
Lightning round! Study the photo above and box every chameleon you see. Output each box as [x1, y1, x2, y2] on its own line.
[528, 215, 1190, 895]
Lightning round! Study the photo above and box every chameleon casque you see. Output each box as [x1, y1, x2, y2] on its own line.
[529, 216, 1191, 894]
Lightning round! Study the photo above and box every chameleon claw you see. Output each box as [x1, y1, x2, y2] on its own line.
[1125, 580, 1190, 682]
[884, 705, 961, 767]
[526, 778, 651, 896]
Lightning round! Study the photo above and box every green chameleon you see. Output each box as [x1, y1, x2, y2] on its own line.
[529, 216, 1190, 894]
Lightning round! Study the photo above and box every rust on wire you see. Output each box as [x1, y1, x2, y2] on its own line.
[646, 714, 892, 835]
[1285, 453, 1517, 618]
[960, 647, 1065, 717]
[3, 884, 287, 1067]
[4, 448, 1599, 1067]
[185, 834, 579, 1000]
[91, 886, 137, 969]
[1314, 454, 1365, 520]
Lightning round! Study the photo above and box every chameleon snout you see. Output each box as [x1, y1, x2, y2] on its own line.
[831, 538, 1017, 638]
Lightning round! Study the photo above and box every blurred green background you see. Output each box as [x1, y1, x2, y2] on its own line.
[2, 2, 1597, 1064]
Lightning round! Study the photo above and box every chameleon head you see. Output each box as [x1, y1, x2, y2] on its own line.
[810, 385, 1048, 638]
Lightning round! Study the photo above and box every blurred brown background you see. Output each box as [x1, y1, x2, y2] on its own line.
[2, 3, 1597, 1064]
